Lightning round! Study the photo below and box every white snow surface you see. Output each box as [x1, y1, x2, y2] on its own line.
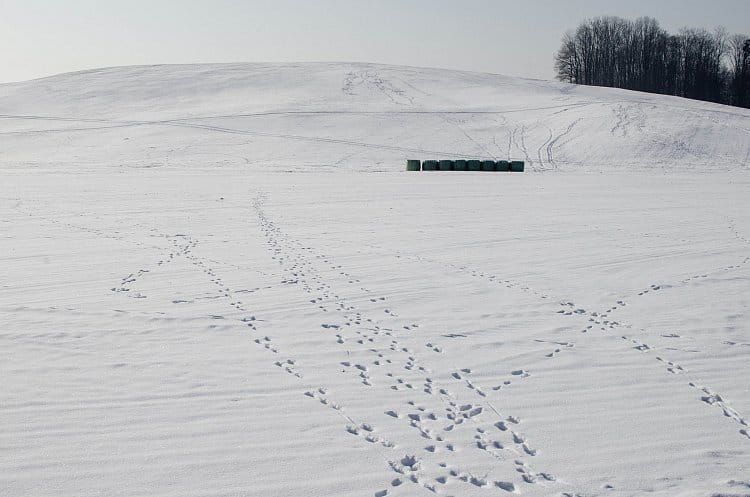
[1, 62, 749, 171]
[1, 62, 750, 497]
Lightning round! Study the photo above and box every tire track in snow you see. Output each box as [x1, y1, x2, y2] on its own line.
[341, 70, 416, 106]
[511, 124, 536, 172]
[442, 114, 496, 159]
[546, 118, 581, 167]
[536, 127, 553, 170]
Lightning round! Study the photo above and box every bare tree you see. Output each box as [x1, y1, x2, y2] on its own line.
[554, 16, 748, 108]
[728, 34, 750, 106]
[554, 31, 579, 83]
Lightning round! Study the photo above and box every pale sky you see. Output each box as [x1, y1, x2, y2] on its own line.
[1, 0, 748, 83]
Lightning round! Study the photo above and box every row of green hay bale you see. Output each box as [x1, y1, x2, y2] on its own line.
[408, 159, 524, 172]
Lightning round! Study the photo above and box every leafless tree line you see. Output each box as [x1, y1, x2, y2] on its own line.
[554, 16, 750, 108]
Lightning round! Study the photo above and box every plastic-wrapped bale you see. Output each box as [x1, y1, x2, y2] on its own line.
[454, 159, 468, 171]
[510, 160, 525, 172]
[482, 160, 496, 171]
[406, 159, 421, 171]
[467, 160, 482, 171]
[422, 160, 439, 171]
[496, 160, 510, 171]
[438, 160, 454, 171]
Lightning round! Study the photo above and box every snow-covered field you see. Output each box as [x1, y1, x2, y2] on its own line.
[1, 63, 749, 497]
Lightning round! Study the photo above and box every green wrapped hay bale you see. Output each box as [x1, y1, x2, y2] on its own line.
[454, 159, 468, 171]
[496, 160, 510, 171]
[438, 160, 455, 171]
[422, 160, 438, 171]
[467, 160, 482, 171]
[406, 159, 421, 171]
[510, 160, 525, 172]
[482, 160, 496, 171]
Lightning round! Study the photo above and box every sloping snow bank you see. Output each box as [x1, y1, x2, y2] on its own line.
[0, 62, 748, 171]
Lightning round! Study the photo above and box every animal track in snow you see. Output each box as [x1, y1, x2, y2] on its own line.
[623, 336, 651, 352]
[655, 356, 686, 374]
[341, 361, 373, 386]
[253, 192, 559, 491]
[637, 284, 666, 296]
[346, 422, 395, 448]
[254, 336, 278, 353]
[425, 342, 443, 353]
[303, 387, 343, 412]
[691, 383, 748, 430]
[515, 459, 555, 483]
[536, 339, 575, 359]
[490, 369, 532, 392]
[111, 268, 150, 296]
[274, 358, 302, 378]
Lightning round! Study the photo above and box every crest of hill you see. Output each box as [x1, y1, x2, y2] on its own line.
[0, 62, 748, 171]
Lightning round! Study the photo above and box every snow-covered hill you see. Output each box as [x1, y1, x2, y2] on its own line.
[1, 63, 749, 497]
[1, 62, 749, 171]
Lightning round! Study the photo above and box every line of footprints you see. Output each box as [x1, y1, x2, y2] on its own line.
[557, 288, 750, 442]
[252, 192, 558, 495]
